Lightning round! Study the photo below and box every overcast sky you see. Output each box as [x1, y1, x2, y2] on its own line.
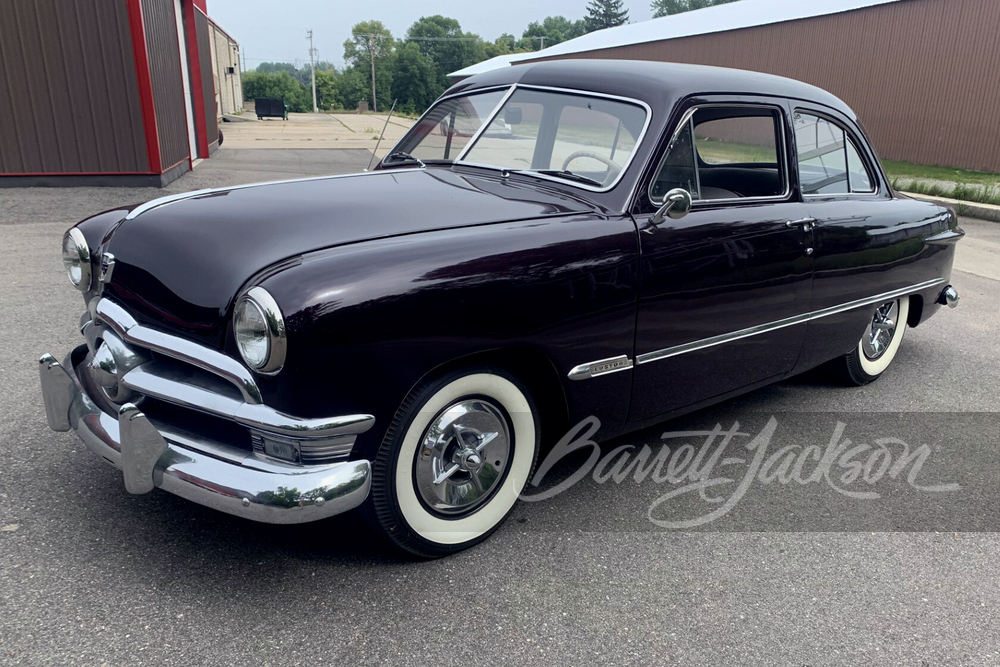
[207, 0, 652, 70]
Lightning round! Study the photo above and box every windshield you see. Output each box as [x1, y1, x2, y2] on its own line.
[388, 89, 508, 164]
[387, 87, 648, 189]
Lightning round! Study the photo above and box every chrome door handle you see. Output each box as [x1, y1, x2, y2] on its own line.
[785, 217, 818, 232]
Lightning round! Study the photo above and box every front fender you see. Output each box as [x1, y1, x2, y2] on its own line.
[255, 215, 640, 457]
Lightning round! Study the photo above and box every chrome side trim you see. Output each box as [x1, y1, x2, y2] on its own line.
[925, 227, 965, 245]
[636, 279, 946, 366]
[39, 353, 372, 524]
[94, 297, 263, 405]
[567, 355, 633, 381]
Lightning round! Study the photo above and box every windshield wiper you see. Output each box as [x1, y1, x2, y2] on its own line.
[531, 169, 604, 188]
[383, 151, 426, 168]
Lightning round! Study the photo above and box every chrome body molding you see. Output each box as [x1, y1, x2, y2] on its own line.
[123, 169, 424, 221]
[567, 354, 634, 381]
[636, 279, 947, 366]
[118, 362, 374, 440]
[39, 351, 372, 524]
[925, 227, 965, 245]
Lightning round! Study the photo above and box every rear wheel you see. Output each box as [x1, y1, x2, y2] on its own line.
[364, 368, 539, 558]
[837, 296, 909, 385]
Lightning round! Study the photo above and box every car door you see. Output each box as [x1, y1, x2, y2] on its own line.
[786, 108, 903, 371]
[628, 98, 815, 424]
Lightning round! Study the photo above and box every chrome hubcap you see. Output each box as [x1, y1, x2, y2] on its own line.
[862, 300, 898, 360]
[414, 399, 511, 515]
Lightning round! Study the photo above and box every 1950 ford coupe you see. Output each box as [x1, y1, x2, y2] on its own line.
[40, 61, 962, 556]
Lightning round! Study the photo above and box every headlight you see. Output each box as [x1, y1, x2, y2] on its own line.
[233, 287, 286, 374]
[62, 228, 91, 291]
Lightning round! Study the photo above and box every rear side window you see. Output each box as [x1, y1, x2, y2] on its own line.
[795, 112, 875, 195]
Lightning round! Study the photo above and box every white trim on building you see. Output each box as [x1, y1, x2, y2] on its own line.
[450, 0, 905, 78]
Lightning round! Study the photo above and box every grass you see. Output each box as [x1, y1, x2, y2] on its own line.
[881, 159, 1000, 188]
[891, 177, 1000, 207]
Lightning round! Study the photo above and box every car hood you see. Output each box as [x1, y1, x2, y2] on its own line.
[101, 168, 594, 348]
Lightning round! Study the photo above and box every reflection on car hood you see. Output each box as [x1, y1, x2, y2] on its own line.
[102, 168, 595, 348]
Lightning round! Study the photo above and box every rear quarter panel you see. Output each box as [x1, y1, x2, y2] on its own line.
[793, 196, 958, 372]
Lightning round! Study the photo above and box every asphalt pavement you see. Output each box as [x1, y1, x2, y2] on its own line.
[2, 149, 999, 666]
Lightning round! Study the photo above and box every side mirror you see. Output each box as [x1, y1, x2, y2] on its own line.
[504, 107, 523, 125]
[651, 188, 692, 224]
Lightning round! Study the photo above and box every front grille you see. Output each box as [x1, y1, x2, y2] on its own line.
[82, 297, 358, 466]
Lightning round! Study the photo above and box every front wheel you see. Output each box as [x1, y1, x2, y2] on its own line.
[364, 369, 539, 558]
[837, 296, 910, 385]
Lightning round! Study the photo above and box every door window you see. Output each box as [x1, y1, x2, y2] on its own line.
[651, 106, 786, 203]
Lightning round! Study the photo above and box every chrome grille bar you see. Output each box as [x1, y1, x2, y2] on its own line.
[95, 297, 263, 404]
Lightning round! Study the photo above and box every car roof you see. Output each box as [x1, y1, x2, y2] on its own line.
[446, 59, 855, 120]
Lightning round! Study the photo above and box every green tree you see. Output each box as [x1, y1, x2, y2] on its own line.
[241, 71, 310, 112]
[391, 41, 438, 114]
[651, 0, 741, 17]
[521, 15, 587, 49]
[314, 69, 341, 111]
[584, 0, 629, 31]
[343, 20, 395, 111]
[335, 65, 372, 110]
[405, 15, 487, 92]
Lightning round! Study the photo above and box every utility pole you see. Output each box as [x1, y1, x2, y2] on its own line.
[307, 30, 318, 113]
[368, 33, 377, 113]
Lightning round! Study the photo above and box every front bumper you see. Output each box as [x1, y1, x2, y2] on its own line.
[39, 348, 372, 524]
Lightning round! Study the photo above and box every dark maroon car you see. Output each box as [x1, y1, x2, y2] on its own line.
[41, 60, 962, 556]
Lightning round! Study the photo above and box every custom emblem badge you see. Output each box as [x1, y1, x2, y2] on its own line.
[99, 252, 115, 284]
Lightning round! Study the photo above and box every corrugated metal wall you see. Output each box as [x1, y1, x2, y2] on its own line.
[0, 0, 148, 174]
[526, 0, 1000, 173]
[195, 10, 219, 147]
[141, 0, 189, 170]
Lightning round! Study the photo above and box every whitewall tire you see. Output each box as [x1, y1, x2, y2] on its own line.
[365, 369, 538, 557]
[839, 296, 909, 385]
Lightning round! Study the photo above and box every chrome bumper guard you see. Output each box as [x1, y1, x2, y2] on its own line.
[39, 350, 372, 524]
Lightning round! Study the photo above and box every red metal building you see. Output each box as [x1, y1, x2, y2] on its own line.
[0, 0, 229, 187]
